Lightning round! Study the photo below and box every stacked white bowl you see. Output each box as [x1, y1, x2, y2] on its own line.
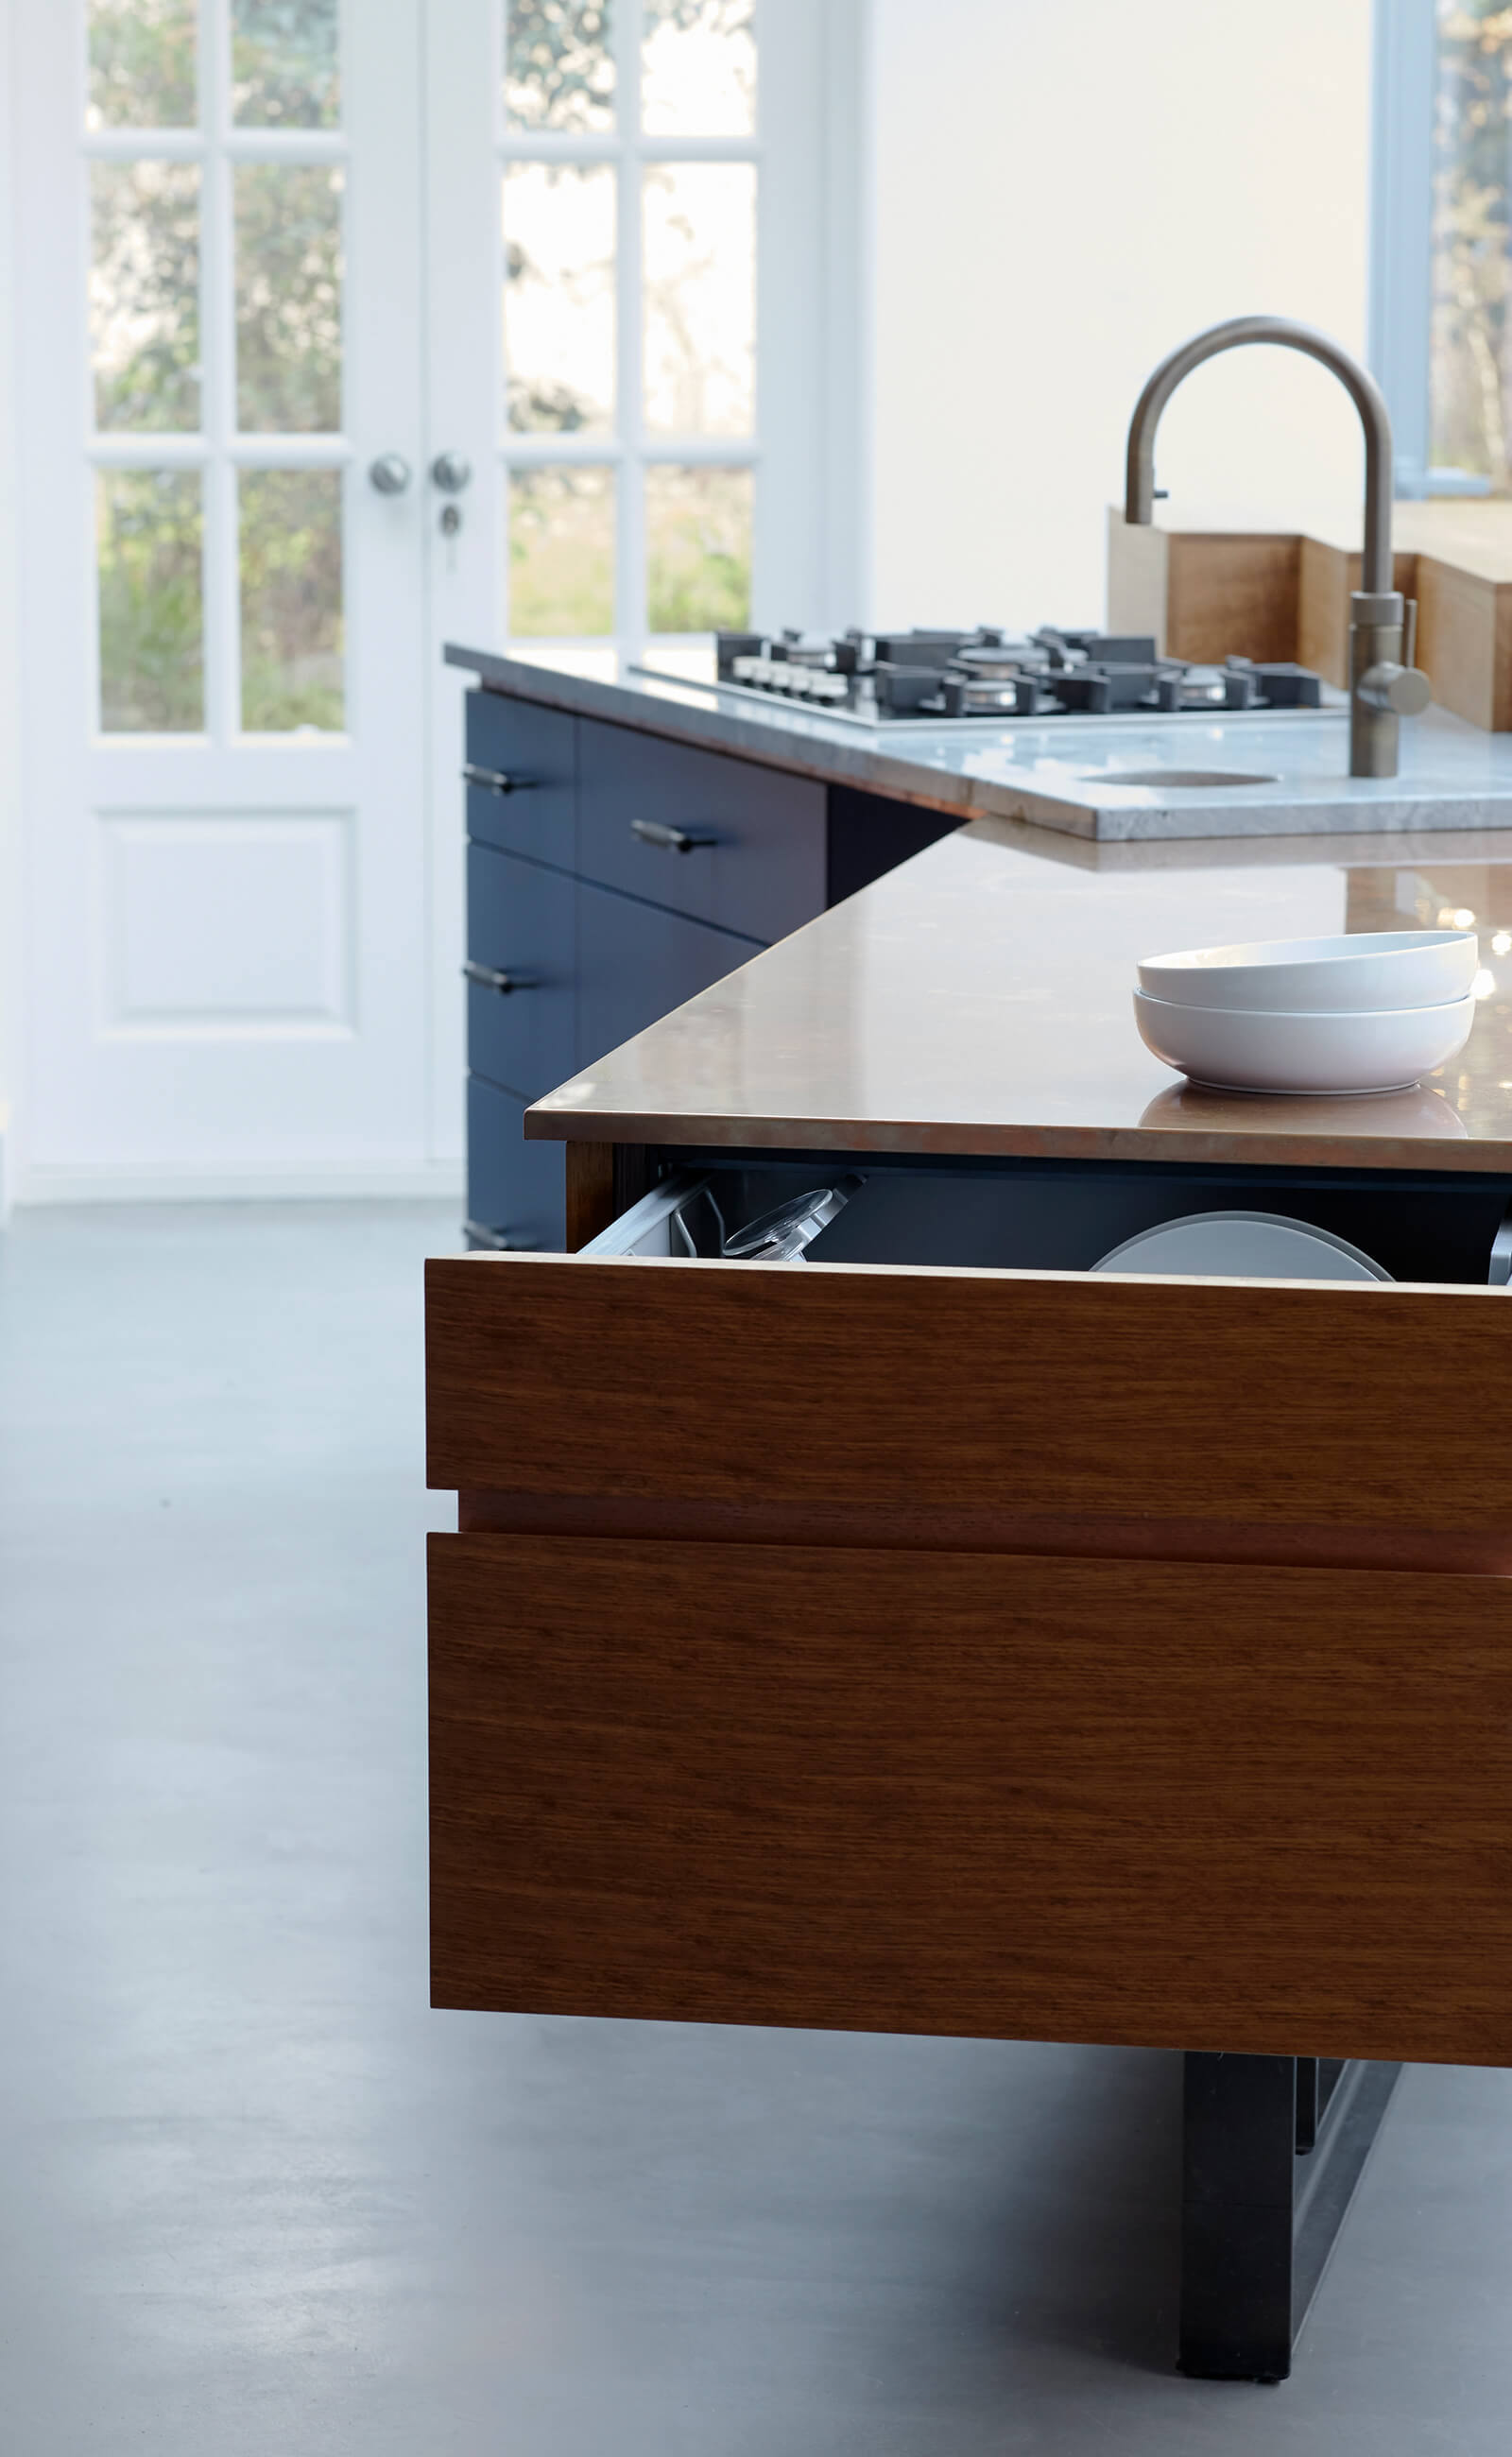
[1133, 928, 1479, 1094]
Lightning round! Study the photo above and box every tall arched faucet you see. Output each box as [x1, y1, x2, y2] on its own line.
[1124, 316, 1432, 778]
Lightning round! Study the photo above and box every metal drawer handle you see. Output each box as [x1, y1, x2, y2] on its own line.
[464, 1218, 525, 1251]
[462, 959, 535, 995]
[630, 817, 716, 854]
[463, 763, 537, 796]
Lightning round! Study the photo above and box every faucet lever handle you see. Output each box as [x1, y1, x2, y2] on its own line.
[1357, 661, 1433, 717]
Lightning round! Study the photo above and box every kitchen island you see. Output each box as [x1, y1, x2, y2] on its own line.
[426, 816, 1512, 2384]
[449, 640, 1512, 1247]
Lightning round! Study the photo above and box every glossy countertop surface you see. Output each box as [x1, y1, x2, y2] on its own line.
[447, 641, 1512, 842]
[527, 820, 1512, 1171]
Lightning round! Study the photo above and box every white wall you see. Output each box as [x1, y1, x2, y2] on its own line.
[0, 0, 20, 1215]
[868, 0, 1376, 631]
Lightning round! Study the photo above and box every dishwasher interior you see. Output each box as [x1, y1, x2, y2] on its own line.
[581, 1154, 1512, 1286]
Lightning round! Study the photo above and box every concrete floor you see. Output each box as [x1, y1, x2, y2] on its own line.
[2, 1199, 1511, 2453]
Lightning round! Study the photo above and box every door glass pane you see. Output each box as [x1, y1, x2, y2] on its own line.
[87, 0, 197, 130]
[643, 163, 754, 437]
[506, 0, 615, 131]
[91, 161, 200, 432]
[234, 165, 344, 433]
[232, 0, 340, 129]
[1432, 3, 1512, 487]
[645, 464, 750, 631]
[239, 469, 345, 732]
[508, 466, 614, 635]
[96, 468, 203, 731]
[504, 165, 616, 435]
[642, 0, 755, 136]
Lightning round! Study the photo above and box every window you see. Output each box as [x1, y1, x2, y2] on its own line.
[499, 0, 849, 669]
[1428, 1, 1512, 488]
[1371, 0, 1512, 497]
[85, 0, 349, 734]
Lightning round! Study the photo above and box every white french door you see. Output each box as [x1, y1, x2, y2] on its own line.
[8, 0, 850, 1198]
[12, 0, 447, 1196]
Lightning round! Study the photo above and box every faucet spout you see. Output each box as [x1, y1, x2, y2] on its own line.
[1124, 314, 1394, 592]
[1123, 315, 1425, 775]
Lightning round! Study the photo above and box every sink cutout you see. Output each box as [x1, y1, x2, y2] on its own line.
[1078, 767, 1279, 790]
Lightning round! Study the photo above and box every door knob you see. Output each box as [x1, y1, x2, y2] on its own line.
[368, 453, 412, 495]
[430, 450, 473, 494]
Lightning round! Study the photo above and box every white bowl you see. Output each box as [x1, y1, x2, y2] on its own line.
[1091, 1211, 1391, 1281]
[1133, 988, 1475, 1095]
[1137, 929, 1477, 1014]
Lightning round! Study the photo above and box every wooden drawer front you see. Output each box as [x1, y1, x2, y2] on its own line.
[578, 716, 825, 940]
[466, 845, 575, 1100]
[466, 1077, 565, 1249]
[429, 1533, 1512, 2064]
[465, 691, 576, 865]
[427, 1252, 1512, 1551]
[577, 878, 761, 1071]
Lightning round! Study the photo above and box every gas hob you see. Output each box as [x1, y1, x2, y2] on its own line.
[697, 627, 1332, 728]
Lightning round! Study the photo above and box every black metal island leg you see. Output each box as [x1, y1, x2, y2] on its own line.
[1178, 2052, 1403, 2382]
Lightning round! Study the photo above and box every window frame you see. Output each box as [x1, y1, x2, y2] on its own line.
[1370, 0, 1494, 497]
[498, 0, 865, 664]
[81, 0, 356, 742]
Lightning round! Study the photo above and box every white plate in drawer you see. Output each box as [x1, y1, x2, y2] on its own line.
[1091, 1210, 1391, 1282]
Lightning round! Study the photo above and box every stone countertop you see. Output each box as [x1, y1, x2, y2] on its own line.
[447, 641, 1512, 843]
[526, 818, 1512, 1173]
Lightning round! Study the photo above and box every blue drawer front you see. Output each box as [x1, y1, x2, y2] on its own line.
[466, 1076, 566, 1251]
[577, 876, 761, 1071]
[577, 716, 825, 942]
[466, 843, 576, 1100]
[465, 690, 576, 866]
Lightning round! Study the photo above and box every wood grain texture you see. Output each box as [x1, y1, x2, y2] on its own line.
[1296, 536, 1354, 687]
[455, 1486, 1512, 1575]
[564, 1143, 615, 1252]
[425, 1254, 1512, 1536]
[429, 1532, 1512, 2064]
[1415, 555, 1512, 733]
[1164, 534, 1301, 666]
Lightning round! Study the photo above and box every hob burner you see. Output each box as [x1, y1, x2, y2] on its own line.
[707, 626, 1330, 726]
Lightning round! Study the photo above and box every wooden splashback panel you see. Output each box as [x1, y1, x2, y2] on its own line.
[1108, 504, 1512, 730]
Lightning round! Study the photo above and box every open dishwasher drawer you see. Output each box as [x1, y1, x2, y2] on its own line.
[425, 1152, 1512, 2066]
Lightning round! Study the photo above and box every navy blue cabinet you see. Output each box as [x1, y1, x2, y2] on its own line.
[577, 718, 825, 943]
[466, 1078, 568, 1251]
[465, 693, 576, 868]
[461, 687, 960, 1252]
[578, 878, 760, 1071]
[466, 843, 576, 1101]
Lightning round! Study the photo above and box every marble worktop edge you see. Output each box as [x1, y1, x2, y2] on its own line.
[446, 644, 982, 817]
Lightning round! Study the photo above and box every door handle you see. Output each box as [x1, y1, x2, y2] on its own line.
[431, 451, 473, 494]
[368, 453, 412, 494]
[630, 817, 717, 853]
[463, 763, 536, 796]
[462, 959, 536, 995]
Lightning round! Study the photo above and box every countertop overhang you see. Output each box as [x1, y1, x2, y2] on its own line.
[525, 817, 1512, 1174]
